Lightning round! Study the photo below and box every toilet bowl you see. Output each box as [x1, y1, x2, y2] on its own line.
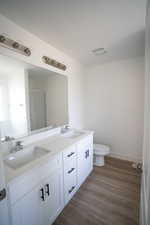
[93, 144, 110, 166]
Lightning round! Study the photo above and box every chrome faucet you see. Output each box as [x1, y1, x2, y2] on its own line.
[1, 136, 15, 142]
[65, 125, 70, 130]
[12, 141, 23, 152]
[61, 124, 71, 133]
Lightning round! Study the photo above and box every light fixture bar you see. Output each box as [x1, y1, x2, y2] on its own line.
[0, 35, 31, 56]
[42, 56, 67, 71]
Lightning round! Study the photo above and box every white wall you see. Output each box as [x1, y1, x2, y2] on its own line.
[85, 57, 144, 162]
[46, 74, 68, 127]
[140, 1, 150, 224]
[0, 14, 84, 129]
[28, 75, 48, 91]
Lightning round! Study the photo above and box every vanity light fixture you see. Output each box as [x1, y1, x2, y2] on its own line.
[0, 35, 31, 56]
[42, 56, 67, 71]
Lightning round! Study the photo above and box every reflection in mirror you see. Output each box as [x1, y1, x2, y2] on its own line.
[0, 55, 28, 138]
[27, 69, 68, 132]
[0, 54, 68, 140]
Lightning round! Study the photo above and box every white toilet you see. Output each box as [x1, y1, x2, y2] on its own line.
[93, 144, 110, 166]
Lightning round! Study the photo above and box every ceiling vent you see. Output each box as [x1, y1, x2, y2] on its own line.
[92, 48, 107, 56]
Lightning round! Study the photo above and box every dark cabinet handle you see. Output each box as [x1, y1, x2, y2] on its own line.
[68, 168, 75, 174]
[68, 186, 75, 194]
[85, 150, 89, 159]
[40, 188, 45, 201]
[87, 150, 89, 157]
[45, 184, 50, 196]
[67, 152, 75, 157]
[0, 189, 6, 201]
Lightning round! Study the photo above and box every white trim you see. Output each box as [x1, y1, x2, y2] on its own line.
[109, 153, 142, 163]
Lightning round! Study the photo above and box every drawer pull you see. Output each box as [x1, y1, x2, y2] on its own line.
[68, 168, 75, 174]
[45, 184, 50, 196]
[40, 188, 45, 201]
[67, 152, 75, 157]
[68, 186, 75, 194]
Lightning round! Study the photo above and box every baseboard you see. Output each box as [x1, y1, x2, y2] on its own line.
[109, 153, 142, 163]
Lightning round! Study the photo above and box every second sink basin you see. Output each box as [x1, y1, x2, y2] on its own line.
[4, 146, 50, 170]
[61, 130, 84, 139]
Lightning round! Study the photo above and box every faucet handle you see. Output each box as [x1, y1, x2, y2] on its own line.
[1, 136, 15, 142]
[15, 141, 23, 149]
[65, 124, 70, 129]
[16, 140, 23, 145]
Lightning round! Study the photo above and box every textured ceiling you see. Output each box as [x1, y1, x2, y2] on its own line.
[0, 0, 147, 65]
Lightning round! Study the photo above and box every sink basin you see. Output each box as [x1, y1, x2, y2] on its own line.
[4, 146, 50, 170]
[61, 130, 84, 139]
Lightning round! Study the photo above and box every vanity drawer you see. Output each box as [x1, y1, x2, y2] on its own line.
[64, 158, 77, 181]
[63, 145, 76, 162]
[64, 171, 77, 204]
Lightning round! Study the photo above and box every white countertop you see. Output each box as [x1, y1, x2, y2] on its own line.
[4, 129, 93, 184]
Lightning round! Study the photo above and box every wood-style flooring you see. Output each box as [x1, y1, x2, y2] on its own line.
[53, 157, 141, 225]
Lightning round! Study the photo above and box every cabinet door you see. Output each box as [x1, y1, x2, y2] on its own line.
[77, 138, 93, 186]
[42, 169, 63, 225]
[11, 169, 63, 225]
[85, 145, 93, 176]
[0, 152, 9, 225]
[77, 147, 87, 185]
[11, 184, 44, 225]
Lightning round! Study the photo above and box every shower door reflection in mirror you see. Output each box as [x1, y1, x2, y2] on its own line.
[0, 55, 28, 138]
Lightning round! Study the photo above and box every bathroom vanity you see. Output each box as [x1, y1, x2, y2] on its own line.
[3, 129, 93, 225]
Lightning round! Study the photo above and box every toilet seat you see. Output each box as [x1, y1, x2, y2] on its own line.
[94, 144, 110, 155]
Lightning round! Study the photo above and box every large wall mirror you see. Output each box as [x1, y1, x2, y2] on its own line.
[0, 54, 68, 139]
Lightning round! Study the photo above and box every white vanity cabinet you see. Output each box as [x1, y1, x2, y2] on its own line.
[9, 154, 63, 225]
[77, 135, 93, 187]
[7, 132, 94, 225]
